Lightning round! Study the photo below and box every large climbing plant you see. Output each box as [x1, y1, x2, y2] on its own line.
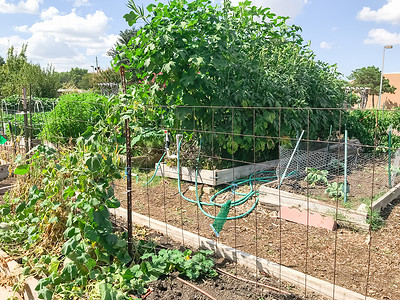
[114, 0, 346, 163]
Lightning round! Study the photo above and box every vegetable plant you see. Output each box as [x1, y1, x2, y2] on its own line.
[0, 130, 217, 299]
[304, 168, 329, 186]
[40, 93, 106, 143]
[114, 0, 346, 164]
[325, 182, 346, 198]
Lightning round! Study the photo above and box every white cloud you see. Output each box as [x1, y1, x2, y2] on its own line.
[320, 41, 332, 49]
[0, 0, 42, 14]
[40, 6, 58, 20]
[73, 0, 90, 8]
[364, 28, 400, 45]
[1, 9, 118, 71]
[0, 35, 26, 54]
[14, 25, 29, 33]
[358, 0, 400, 24]
[230, 0, 308, 18]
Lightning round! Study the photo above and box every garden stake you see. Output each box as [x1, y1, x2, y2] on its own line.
[278, 130, 305, 189]
[29, 84, 33, 150]
[8, 121, 16, 156]
[23, 87, 29, 155]
[120, 66, 133, 260]
[344, 130, 348, 203]
[0, 102, 4, 135]
[389, 128, 392, 188]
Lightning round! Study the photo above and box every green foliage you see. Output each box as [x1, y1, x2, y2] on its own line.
[58, 67, 90, 90]
[348, 66, 396, 107]
[0, 45, 60, 98]
[0, 135, 217, 299]
[1, 94, 56, 113]
[41, 93, 106, 143]
[366, 208, 385, 231]
[325, 182, 346, 198]
[346, 108, 400, 150]
[114, 0, 346, 163]
[304, 168, 328, 186]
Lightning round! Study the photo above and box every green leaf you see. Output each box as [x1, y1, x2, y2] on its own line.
[89, 269, 101, 280]
[84, 225, 99, 242]
[0, 204, 10, 216]
[37, 287, 53, 300]
[123, 11, 138, 26]
[99, 282, 118, 300]
[61, 262, 78, 282]
[61, 238, 78, 256]
[85, 258, 96, 271]
[63, 186, 76, 199]
[146, 3, 156, 12]
[48, 257, 60, 274]
[117, 250, 131, 264]
[15, 201, 26, 213]
[14, 164, 30, 175]
[85, 155, 101, 172]
[105, 196, 120, 209]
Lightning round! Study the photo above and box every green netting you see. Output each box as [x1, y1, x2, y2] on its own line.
[211, 200, 231, 236]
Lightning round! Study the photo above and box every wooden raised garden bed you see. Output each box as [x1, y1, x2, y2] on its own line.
[155, 159, 279, 186]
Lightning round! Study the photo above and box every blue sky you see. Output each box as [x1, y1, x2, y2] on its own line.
[0, 0, 400, 78]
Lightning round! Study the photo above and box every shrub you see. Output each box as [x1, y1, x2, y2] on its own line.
[114, 0, 346, 164]
[41, 93, 106, 143]
[347, 108, 400, 151]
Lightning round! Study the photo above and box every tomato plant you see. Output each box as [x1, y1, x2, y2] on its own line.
[114, 0, 346, 163]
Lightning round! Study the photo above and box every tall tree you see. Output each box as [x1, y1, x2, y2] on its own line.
[348, 66, 396, 107]
[0, 45, 60, 98]
[106, 28, 138, 59]
[0, 56, 4, 66]
[58, 67, 89, 89]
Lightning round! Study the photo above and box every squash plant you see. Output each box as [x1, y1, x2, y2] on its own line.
[0, 137, 216, 299]
[114, 0, 346, 163]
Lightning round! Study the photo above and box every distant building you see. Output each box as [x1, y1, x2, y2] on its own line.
[365, 73, 400, 108]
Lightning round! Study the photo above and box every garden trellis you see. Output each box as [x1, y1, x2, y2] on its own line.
[0, 90, 400, 298]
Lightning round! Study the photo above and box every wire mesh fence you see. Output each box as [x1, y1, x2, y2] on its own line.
[0, 94, 400, 299]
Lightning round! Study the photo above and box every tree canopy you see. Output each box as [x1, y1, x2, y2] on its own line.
[349, 66, 396, 107]
[58, 67, 91, 90]
[0, 45, 60, 98]
[107, 28, 138, 59]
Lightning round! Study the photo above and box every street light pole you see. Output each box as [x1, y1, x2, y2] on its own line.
[378, 45, 393, 109]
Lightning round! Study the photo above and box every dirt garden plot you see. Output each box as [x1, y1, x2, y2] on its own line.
[113, 176, 400, 299]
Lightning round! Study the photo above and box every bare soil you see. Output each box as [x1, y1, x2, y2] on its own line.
[113, 215, 319, 300]
[114, 174, 400, 299]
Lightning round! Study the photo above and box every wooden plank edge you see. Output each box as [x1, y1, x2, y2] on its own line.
[113, 207, 374, 300]
[259, 186, 369, 228]
[372, 182, 400, 211]
[0, 249, 39, 300]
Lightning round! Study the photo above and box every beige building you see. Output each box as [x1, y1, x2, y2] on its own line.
[365, 73, 400, 108]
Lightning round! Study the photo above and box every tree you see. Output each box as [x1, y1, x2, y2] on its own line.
[58, 67, 89, 89]
[0, 45, 60, 98]
[107, 28, 139, 83]
[348, 66, 396, 108]
[0, 56, 4, 66]
[107, 29, 138, 59]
